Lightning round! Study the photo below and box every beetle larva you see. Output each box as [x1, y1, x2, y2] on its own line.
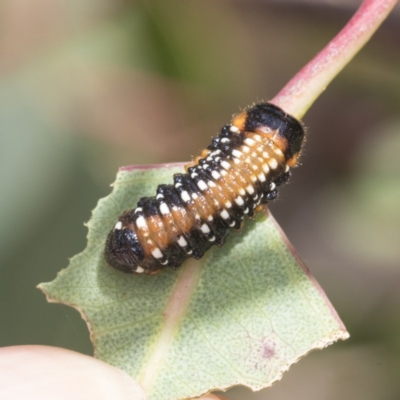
[105, 103, 305, 274]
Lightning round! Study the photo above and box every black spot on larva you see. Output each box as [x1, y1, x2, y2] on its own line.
[244, 103, 304, 161]
[140, 197, 160, 218]
[207, 125, 245, 154]
[180, 174, 202, 198]
[220, 125, 231, 137]
[262, 189, 278, 203]
[185, 228, 210, 259]
[158, 185, 183, 209]
[275, 171, 291, 186]
[104, 102, 305, 274]
[159, 242, 183, 270]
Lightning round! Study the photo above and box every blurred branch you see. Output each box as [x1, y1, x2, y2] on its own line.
[272, 0, 399, 119]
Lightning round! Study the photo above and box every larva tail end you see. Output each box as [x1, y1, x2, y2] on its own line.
[104, 226, 146, 274]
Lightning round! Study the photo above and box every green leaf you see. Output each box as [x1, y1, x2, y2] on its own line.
[39, 163, 348, 400]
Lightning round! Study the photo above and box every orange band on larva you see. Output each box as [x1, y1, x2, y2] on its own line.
[105, 103, 305, 274]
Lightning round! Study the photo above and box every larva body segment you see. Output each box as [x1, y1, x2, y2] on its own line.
[105, 103, 305, 274]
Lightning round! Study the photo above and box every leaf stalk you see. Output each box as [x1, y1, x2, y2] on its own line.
[272, 0, 399, 119]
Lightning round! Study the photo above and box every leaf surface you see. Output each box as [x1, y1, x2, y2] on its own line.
[39, 163, 348, 400]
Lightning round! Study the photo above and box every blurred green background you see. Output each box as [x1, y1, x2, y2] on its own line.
[1, 0, 399, 398]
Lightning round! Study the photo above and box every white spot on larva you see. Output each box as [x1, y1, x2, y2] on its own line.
[156, 194, 164, 200]
[221, 209, 230, 219]
[235, 196, 244, 206]
[177, 236, 188, 247]
[257, 146, 263, 152]
[181, 191, 191, 202]
[207, 215, 213, 221]
[186, 249, 193, 255]
[208, 236, 216, 242]
[195, 214, 201, 220]
[275, 148, 284, 157]
[159, 203, 170, 215]
[215, 156, 221, 161]
[229, 221, 236, 227]
[270, 182, 276, 190]
[263, 164, 270, 173]
[252, 152, 258, 158]
[114, 221, 122, 230]
[244, 208, 249, 214]
[208, 181, 216, 188]
[191, 173, 198, 179]
[254, 194, 259, 200]
[221, 161, 231, 170]
[258, 172, 266, 182]
[151, 248, 163, 259]
[225, 201, 232, 208]
[221, 138, 230, 143]
[191, 193, 198, 200]
[268, 158, 278, 169]
[262, 152, 270, 159]
[160, 260, 168, 265]
[233, 158, 240, 165]
[220, 170, 228, 176]
[172, 206, 178, 212]
[232, 149, 243, 158]
[201, 224, 210, 234]
[206, 156, 213, 161]
[285, 165, 290, 173]
[211, 170, 221, 180]
[202, 164, 209, 169]
[136, 266, 145, 274]
[245, 157, 252, 164]
[136, 216, 148, 230]
[244, 138, 256, 146]
[175, 183, 182, 188]
[252, 165, 258, 171]
[197, 180, 208, 191]
[230, 125, 239, 133]
[254, 134, 261, 142]
[250, 175, 257, 183]
[242, 146, 250, 153]
[210, 150, 221, 156]
[239, 188, 246, 196]
[246, 185, 255, 194]
[134, 207, 143, 214]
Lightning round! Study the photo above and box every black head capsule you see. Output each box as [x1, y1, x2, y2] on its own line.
[233, 103, 305, 166]
[104, 222, 145, 273]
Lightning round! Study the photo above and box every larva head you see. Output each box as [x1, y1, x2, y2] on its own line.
[105, 222, 145, 273]
[232, 103, 305, 167]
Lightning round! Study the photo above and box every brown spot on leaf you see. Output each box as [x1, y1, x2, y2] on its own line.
[262, 343, 275, 360]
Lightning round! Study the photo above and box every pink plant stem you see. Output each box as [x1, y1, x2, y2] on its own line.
[272, 0, 398, 119]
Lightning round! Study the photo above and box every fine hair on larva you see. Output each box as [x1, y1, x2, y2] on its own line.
[105, 103, 305, 274]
